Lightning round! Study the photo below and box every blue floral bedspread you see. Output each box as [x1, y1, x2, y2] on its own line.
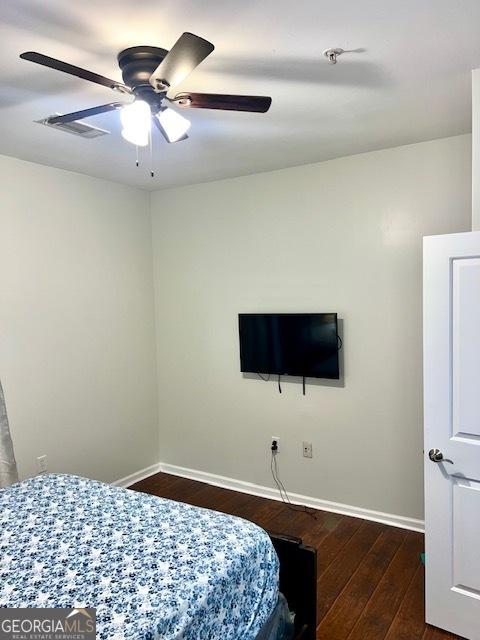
[0, 474, 279, 639]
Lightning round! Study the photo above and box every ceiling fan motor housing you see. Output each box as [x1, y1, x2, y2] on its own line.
[117, 46, 168, 110]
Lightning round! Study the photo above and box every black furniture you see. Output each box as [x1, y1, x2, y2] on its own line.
[269, 533, 317, 640]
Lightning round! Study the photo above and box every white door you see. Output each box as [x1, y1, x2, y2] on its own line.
[424, 231, 480, 640]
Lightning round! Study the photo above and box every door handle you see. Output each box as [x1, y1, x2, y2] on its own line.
[428, 448, 453, 464]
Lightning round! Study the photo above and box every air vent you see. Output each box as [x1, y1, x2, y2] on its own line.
[36, 115, 110, 139]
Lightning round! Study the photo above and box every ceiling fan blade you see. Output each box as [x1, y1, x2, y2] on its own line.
[47, 103, 124, 125]
[172, 92, 272, 113]
[149, 33, 214, 91]
[153, 114, 188, 143]
[20, 52, 131, 93]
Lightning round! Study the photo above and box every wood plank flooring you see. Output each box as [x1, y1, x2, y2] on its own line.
[129, 472, 463, 640]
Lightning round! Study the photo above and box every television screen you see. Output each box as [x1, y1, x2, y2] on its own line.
[238, 313, 339, 379]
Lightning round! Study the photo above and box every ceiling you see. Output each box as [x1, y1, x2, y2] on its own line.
[1, 0, 479, 190]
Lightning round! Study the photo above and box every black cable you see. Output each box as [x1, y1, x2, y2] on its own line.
[302, 376, 306, 396]
[257, 372, 271, 382]
[270, 454, 294, 508]
[278, 374, 282, 394]
[270, 451, 317, 519]
[271, 454, 316, 519]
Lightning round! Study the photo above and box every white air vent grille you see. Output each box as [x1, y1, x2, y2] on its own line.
[36, 115, 110, 139]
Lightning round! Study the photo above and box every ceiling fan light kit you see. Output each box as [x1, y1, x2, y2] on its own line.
[20, 33, 272, 176]
[157, 108, 191, 143]
[120, 100, 151, 147]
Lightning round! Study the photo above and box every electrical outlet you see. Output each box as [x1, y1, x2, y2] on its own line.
[303, 442, 313, 458]
[37, 455, 47, 474]
[271, 436, 280, 453]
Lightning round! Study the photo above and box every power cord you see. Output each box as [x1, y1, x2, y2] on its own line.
[270, 441, 317, 519]
[257, 373, 271, 382]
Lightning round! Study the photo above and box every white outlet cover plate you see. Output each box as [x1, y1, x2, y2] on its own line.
[37, 455, 47, 473]
[303, 442, 313, 458]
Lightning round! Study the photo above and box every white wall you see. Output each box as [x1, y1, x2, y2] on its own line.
[472, 69, 480, 231]
[151, 134, 471, 520]
[0, 155, 158, 483]
[0, 134, 471, 517]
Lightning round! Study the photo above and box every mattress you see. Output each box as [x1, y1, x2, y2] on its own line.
[0, 474, 279, 640]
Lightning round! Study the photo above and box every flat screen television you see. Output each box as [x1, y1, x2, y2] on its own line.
[238, 313, 339, 379]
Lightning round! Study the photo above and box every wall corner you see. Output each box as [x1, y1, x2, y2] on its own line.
[472, 69, 480, 230]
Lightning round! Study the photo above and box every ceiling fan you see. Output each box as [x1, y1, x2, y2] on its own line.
[20, 33, 272, 149]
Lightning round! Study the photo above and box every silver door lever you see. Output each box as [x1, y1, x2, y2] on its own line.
[429, 448, 453, 464]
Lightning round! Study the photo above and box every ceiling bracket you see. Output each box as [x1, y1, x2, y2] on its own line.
[171, 94, 192, 107]
[112, 84, 133, 95]
[323, 48, 344, 64]
[152, 78, 170, 93]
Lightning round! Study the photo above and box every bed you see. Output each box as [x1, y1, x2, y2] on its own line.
[0, 474, 313, 640]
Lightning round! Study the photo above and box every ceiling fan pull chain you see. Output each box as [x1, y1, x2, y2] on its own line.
[135, 145, 139, 168]
[149, 127, 154, 178]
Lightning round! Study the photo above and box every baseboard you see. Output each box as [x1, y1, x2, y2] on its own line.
[159, 462, 425, 533]
[113, 463, 163, 489]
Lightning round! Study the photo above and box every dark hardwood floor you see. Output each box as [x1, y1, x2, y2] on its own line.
[130, 472, 462, 640]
